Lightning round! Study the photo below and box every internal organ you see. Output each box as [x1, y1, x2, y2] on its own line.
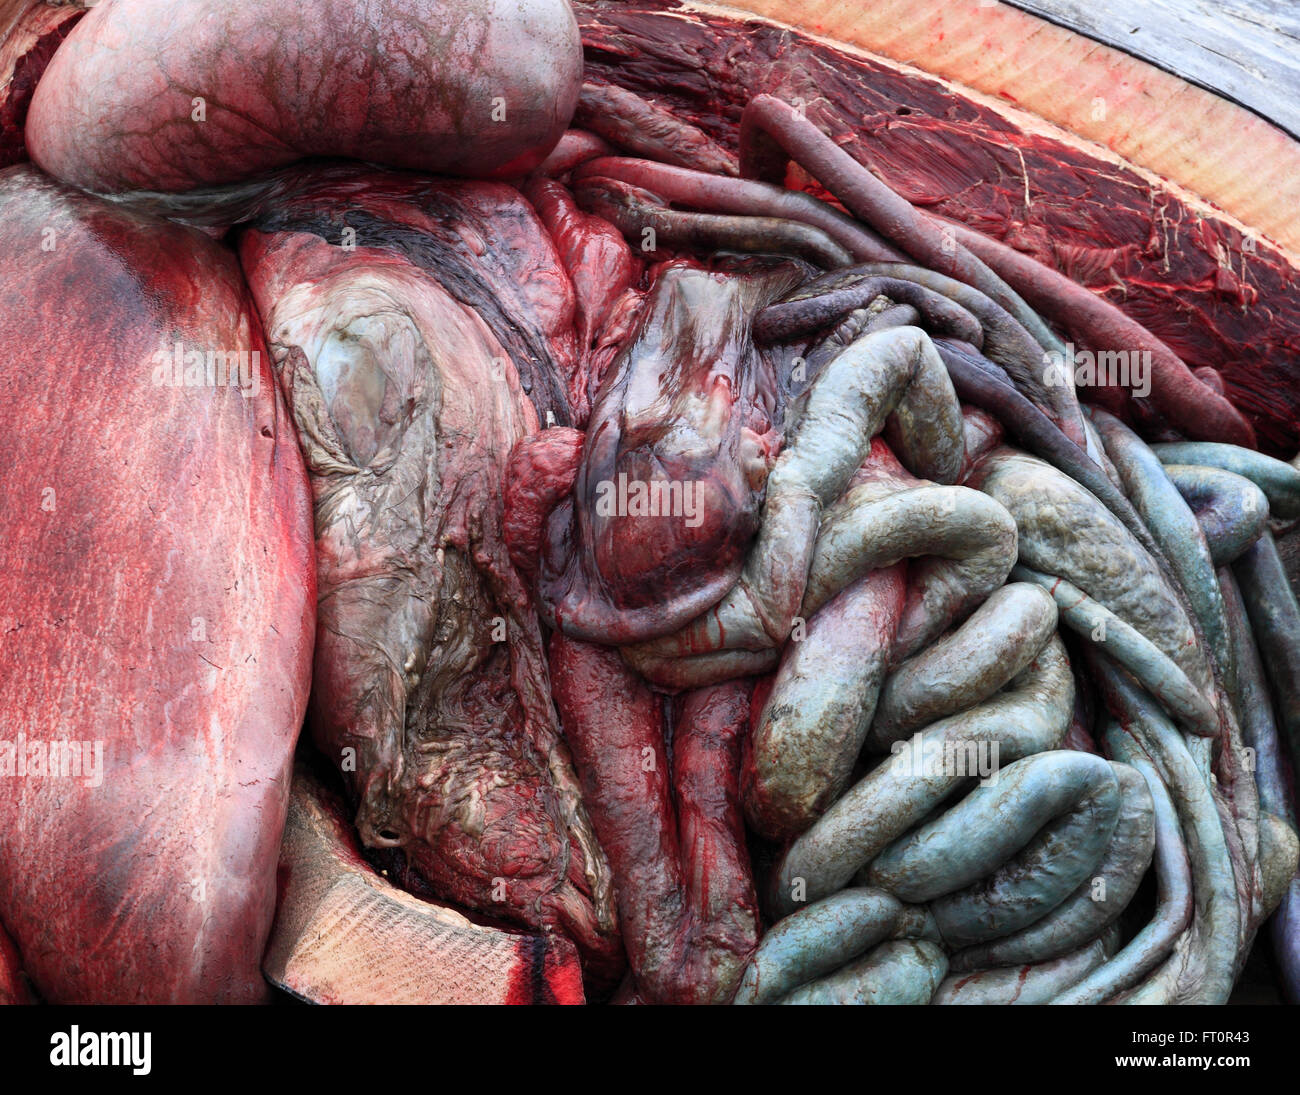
[25, 0, 583, 194]
[237, 167, 622, 981]
[535, 259, 803, 645]
[0, 165, 315, 1003]
[549, 635, 760, 1004]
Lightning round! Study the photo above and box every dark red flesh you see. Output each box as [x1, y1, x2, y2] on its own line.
[549, 635, 759, 1003]
[505, 427, 587, 584]
[0, 921, 31, 1005]
[520, 174, 641, 424]
[0, 2, 83, 169]
[671, 678, 763, 994]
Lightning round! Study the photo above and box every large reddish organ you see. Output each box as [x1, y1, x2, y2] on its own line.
[0, 165, 315, 1003]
